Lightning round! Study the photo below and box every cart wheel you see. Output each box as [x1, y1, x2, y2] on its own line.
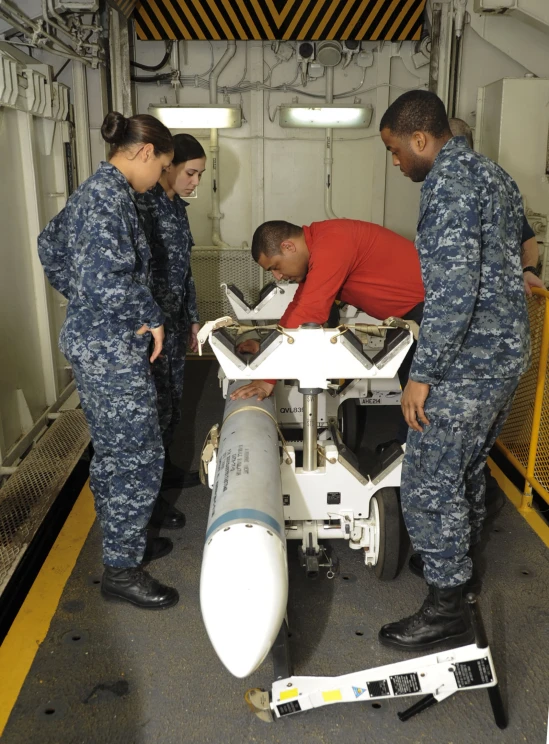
[338, 398, 359, 452]
[372, 487, 402, 580]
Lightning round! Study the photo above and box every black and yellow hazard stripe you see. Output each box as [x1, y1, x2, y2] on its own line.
[133, 0, 426, 42]
[0, 485, 96, 736]
[108, 0, 139, 20]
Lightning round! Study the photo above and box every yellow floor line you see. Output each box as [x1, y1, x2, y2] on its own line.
[487, 457, 549, 549]
[0, 483, 96, 736]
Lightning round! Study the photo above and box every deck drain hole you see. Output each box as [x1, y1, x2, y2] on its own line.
[355, 631, 364, 637]
[522, 571, 530, 575]
[341, 573, 357, 583]
[45, 709, 55, 715]
[62, 629, 89, 646]
[371, 703, 382, 709]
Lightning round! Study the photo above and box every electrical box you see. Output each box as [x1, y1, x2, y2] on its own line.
[54, 0, 99, 11]
[476, 77, 549, 218]
[473, 0, 514, 10]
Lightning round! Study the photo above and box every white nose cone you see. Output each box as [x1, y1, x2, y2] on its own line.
[200, 523, 288, 678]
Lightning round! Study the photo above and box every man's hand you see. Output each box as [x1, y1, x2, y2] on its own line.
[230, 381, 274, 401]
[237, 338, 260, 354]
[523, 271, 545, 298]
[189, 323, 200, 353]
[401, 380, 431, 433]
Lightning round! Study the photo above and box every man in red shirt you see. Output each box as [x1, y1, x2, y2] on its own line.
[231, 219, 425, 402]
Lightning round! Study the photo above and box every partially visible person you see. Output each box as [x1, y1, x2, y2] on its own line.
[230, 219, 425, 404]
[378, 90, 530, 650]
[137, 134, 206, 529]
[449, 117, 544, 297]
[38, 112, 179, 610]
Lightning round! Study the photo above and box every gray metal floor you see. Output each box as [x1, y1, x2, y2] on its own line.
[3, 360, 549, 744]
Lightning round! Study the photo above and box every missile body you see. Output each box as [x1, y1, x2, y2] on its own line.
[200, 382, 288, 678]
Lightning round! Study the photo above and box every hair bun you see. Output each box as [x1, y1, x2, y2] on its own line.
[101, 112, 129, 145]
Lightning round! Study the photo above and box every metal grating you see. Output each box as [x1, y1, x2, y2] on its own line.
[0, 410, 90, 592]
[192, 248, 262, 322]
[498, 295, 549, 497]
[534, 347, 549, 497]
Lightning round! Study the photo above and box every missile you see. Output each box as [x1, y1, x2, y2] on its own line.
[200, 382, 288, 678]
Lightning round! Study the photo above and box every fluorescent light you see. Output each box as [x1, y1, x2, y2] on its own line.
[279, 104, 373, 129]
[149, 104, 242, 129]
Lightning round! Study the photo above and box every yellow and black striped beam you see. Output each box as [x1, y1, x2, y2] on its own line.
[134, 0, 427, 42]
[109, 0, 139, 20]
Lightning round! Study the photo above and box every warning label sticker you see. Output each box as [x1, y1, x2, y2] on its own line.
[453, 658, 493, 688]
[277, 700, 301, 716]
[367, 679, 391, 698]
[390, 673, 421, 696]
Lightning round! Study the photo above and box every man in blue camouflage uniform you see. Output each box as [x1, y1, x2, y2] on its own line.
[378, 90, 530, 650]
[38, 120, 179, 611]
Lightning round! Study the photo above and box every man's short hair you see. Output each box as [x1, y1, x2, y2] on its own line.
[448, 117, 474, 149]
[251, 221, 303, 261]
[379, 90, 452, 139]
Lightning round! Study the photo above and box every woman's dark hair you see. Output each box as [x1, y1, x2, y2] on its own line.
[101, 112, 173, 156]
[172, 133, 206, 165]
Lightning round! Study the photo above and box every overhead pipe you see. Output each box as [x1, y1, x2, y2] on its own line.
[324, 65, 339, 219]
[44, 0, 70, 34]
[0, 7, 32, 38]
[209, 39, 236, 102]
[0, 0, 93, 65]
[43, 0, 100, 54]
[208, 41, 236, 249]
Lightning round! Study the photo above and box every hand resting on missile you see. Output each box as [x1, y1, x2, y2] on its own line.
[230, 381, 274, 401]
[237, 338, 260, 354]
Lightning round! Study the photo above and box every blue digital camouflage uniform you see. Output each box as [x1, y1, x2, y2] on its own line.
[136, 184, 199, 449]
[38, 161, 165, 568]
[402, 136, 531, 588]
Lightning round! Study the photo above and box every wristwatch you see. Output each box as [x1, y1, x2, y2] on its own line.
[523, 265, 540, 277]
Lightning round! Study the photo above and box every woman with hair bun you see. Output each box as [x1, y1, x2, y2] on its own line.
[138, 134, 206, 527]
[38, 112, 179, 610]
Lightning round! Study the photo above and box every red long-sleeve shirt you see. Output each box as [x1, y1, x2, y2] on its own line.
[280, 220, 424, 327]
[262, 220, 424, 385]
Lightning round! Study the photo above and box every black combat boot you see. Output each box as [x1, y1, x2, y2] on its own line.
[143, 536, 173, 561]
[101, 566, 179, 609]
[408, 544, 483, 594]
[148, 495, 186, 530]
[379, 584, 473, 651]
[161, 450, 200, 490]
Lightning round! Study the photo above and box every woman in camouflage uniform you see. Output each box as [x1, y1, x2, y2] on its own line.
[138, 134, 206, 529]
[38, 112, 180, 610]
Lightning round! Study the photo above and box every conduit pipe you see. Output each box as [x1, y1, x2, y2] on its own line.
[324, 65, 339, 219]
[0, 0, 92, 65]
[208, 40, 236, 249]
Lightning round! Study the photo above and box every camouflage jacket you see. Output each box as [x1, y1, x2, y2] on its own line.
[136, 184, 199, 331]
[410, 136, 531, 383]
[38, 161, 164, 331]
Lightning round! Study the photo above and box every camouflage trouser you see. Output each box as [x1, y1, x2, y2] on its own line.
[152, 323, 187, 450]
[401, 377, 519, 588]
[63, 323, 164, 568]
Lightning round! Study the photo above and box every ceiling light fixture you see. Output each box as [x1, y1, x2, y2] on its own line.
[149, 104, 242, 129]
[279, 104, 373, 129]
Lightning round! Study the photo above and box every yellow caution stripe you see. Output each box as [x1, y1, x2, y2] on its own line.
[0, 484, 96, 736]
[133, 0, 426, 41]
